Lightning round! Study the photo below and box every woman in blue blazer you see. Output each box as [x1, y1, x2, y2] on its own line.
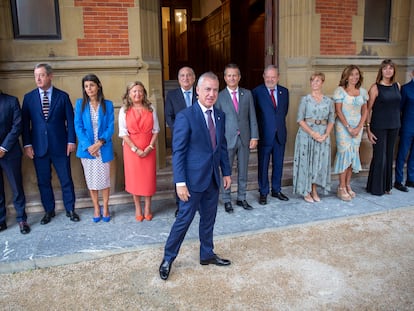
[74, 74, 114, 222]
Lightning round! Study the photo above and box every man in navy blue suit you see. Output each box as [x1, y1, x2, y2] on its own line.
[22, 63, 79, 225]
[0, 92, 30, 234]
[252, 65, 290, 205]
[159, 72, 232, 280]
[165, 66, 197, 217]
[394, 69, 414, 192]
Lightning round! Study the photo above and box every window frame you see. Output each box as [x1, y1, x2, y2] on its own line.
[363, 0, 391, 42]
[10, 0, 61, 40]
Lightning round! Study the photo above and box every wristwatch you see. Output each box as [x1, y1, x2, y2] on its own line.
[131, 146, 138, 153]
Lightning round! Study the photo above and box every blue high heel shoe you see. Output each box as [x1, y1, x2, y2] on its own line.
[93, 206, 103, 222]
[101, 206, 111, 222]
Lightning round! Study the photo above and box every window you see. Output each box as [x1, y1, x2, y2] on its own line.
[10, 0, 61, 39]
[363, 0, 391, 41]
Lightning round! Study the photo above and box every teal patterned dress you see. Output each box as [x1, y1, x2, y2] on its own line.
[332, 87, 368, 174]
[293, 94, 335, 196]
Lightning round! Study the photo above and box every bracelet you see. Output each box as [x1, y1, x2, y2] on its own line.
[131, 146, 137, 153]
[148, 144, 154, 150]
[365, 123, 370, 127]
[98, 138, 106, 145]
[346, 124, 351, 128]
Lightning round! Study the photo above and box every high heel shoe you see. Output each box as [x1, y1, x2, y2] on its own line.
[102, 213, 111, 222]
[100, 206, 111, 222]
[93, 207, 102, 222]
[303, 194, 314, 203]
[144, 214, 153, 221]
[346, 185, 356, 198]
[337, 187, 352, 201]
[136, 215, 144, 222]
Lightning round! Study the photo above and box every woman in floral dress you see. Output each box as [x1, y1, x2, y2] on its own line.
[293, 72, 335, 203]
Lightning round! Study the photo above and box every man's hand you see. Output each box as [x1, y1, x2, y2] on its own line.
[249, 139, 258, 149]
[67, 143, 76, 156]
[0, 150, 5, 159]
[223, 176, 231, 190]
[24, 146, 34, 159]
[176, 185, 191, 202]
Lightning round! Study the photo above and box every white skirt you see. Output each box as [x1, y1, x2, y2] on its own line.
[81, 156, 110, 190]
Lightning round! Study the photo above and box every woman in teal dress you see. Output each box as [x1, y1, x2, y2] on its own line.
[333, 65, 368, 201]
[293, 72, 335, 203]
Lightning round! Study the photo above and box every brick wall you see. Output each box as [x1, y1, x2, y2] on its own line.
[74, 0, 134, 56]
[316, 0, 357, 55]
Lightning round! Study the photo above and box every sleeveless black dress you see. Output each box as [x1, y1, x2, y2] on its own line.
[366, 83, 401, 195]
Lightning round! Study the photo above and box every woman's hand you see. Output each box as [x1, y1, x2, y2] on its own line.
[88, 141, 103, 157]
[366, 129, 377, 144]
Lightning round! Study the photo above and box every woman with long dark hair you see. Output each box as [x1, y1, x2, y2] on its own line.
[74, 74, 114, 222]
[366, 59, 401, 195]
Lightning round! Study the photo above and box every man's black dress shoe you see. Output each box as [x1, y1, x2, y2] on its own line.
[224, 202, 234, 213]
[0, 221, 7, 232]
[19, 221, 31, 234]
[66, 211, 80, 222]
[236, 200, 253, 210]
[394, 182, 409, 192]
[259, 195, 267, 205]
[200, 254, 231, 266]
[405, 181, 414, 188]
[271, 191, 289, 201]
[159, 260, 172, 280]
[40, 211, 55, 225]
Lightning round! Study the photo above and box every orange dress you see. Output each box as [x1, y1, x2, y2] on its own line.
[123, 108, 156, 196]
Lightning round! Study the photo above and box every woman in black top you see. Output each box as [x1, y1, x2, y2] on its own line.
[366, 59, 401, 195]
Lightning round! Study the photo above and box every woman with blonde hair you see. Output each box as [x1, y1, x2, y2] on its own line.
[293, 72, 335, 203]
[119, 81, 159, 221]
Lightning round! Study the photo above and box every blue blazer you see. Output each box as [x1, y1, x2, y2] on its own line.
[22, 87, 76, 157]
[164, 87, 197, 132]
[0, 93, 23, 159]
[74, 99, 114, 163]
[172, 102, 231, 192]
[252, 84, 289, 146]
[400, 79, 414, 133]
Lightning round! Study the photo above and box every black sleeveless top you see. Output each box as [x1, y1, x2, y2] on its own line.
[371, 83, 401, 129]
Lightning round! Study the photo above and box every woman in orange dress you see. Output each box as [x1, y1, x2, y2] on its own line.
[119, 81, 159, 221]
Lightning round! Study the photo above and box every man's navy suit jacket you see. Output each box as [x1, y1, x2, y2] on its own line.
[22, 87, 75, 157]
[0, 93, 23, 159]
[165, 87, 197, 133]
[252, 84, 289, 146]
[172, 102, 231, 192]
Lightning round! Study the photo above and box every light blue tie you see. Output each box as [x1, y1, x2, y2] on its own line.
[184, 91, 191, 108]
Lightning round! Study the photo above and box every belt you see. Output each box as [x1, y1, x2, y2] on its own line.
[305, 118, 327, 125]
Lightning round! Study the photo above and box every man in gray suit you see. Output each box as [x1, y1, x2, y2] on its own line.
[215, 64, 259, 213]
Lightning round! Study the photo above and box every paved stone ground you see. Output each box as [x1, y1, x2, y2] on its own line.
[0, 176, 413, 310]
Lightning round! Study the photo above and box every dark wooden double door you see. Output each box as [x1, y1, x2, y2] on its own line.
[161, 0, 276, 90]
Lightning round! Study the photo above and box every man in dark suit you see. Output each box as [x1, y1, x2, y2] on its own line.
[0, 92, 30, 234]
[159, 72, 232, 280]
[394, 68, 414, 192]
[252, 65, 289, 205]
[22, 63, 79, 225]
[164, 66, 197, 216]
[215, 63, 259, 213]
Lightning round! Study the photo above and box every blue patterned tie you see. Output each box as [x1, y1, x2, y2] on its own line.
[206, 110, 216, 149]
[184, 91, 191, 107]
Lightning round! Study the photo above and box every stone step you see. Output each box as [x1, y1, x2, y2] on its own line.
[13, 153, 368, 215]
[18, 152, 290, 214]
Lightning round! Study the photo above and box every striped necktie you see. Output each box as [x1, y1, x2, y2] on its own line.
[42, 91, 49, 119]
